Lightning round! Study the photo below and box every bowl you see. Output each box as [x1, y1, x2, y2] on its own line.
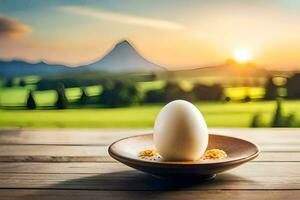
[108, 133, 259, 180]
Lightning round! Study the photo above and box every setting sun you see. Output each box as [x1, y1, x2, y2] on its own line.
[234, 49, 252, 63]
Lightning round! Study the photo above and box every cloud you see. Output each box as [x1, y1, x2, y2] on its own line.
[0, 16, 31, 38]
[60, 6, 184, 30]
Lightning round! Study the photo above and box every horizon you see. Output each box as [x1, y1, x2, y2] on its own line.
[1, 0, 300, 70]
[0, 39, 280, 71]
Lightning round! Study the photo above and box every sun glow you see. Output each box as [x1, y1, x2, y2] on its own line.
[233, 48, 252, 63]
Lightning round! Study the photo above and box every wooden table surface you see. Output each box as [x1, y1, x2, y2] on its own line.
[0, 128, 299, 200]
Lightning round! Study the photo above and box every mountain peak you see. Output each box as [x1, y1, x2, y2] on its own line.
[114, 39, 133, 49]
[83, 39, 166, 72]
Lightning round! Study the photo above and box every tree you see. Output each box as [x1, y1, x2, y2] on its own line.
[284, 113, 295, 127]
[264, 77, 277, 100]
[144, 81, 194, 103]
[26, 90, 36, 109]
[271, 99, 283, 127]
[224, 96, 231, 102]
[79, 87, 89, 105]
[145, 89, 164, 103]
[55, 83, 68, 109]
[99, 80, 139, 107]
[242, 95, 251, 103]
[4, 78, 13, 87]
[19, 79, 26, 87]
[162, 81, 193, 102]
[286, 73, 300, 99]
[251, 113, 261, 127]
[192, 83, 223, 101]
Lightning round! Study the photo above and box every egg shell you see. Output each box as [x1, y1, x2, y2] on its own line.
[154, 100, 208, 161]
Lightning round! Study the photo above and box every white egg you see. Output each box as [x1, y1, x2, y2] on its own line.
[154, 100, 208, 161]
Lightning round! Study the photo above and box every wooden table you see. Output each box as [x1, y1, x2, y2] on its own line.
[0, 128, 299, 200]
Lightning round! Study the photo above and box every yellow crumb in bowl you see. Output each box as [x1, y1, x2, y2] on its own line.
[138, 148, 227, 161]
[138, 149, 158, 158]
[202, 149, 228, 160]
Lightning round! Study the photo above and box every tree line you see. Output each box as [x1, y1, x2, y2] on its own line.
[13, 72, 300, 109]
[25, 80, 224, 109]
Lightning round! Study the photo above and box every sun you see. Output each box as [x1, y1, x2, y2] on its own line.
[233, 48, 252, 63]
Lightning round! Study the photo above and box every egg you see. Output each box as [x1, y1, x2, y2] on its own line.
[154, 100, 208, 161]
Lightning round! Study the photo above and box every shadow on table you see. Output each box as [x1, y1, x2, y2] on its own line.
[22, 171, 253, 199]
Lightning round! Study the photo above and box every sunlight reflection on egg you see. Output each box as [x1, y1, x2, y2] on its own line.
[154, 100, 208, 161]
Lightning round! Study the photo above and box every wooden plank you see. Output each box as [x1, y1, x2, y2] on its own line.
[0, 189, 299, 200]
[0, 128, 299, 145]
[0, 162, 298, 190]
[0, 129, 146, 145]
[256, 152, 300, 162]
[0, 145, 298, 162]
[0, 145, 108, 162]
[0, 152, 299, 162]
[0, 162, 298, 174]
[260, 144, 300, 152]
[0, 171, 298, 190]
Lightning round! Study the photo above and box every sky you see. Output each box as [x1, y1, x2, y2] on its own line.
[0, 0, 300, 70]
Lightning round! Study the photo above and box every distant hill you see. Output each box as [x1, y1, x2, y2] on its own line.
[0, 60, 74, 77]
[80, 40, 166, 73]
[1, 40, 295, 79]
[170, 60, 270, 79]
[0, 40, 166, 78]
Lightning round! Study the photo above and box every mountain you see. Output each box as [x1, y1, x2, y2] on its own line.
[171, 60, 270, 78]
[80, 40, 166, 72]
[0, 60, 74, 77]
[0, 40, 166, 77]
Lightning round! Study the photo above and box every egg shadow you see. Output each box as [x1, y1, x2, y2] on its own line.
[21, 170, 255, 199]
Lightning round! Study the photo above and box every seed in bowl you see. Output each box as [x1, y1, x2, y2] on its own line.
[202, 149, 228, 160]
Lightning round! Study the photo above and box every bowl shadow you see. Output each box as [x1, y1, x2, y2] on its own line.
[22, 170, 254, 199]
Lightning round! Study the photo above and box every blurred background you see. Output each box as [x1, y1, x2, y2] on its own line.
[0, 0, 299, 128]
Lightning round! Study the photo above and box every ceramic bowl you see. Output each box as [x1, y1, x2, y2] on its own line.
[108, 133, 259, 180]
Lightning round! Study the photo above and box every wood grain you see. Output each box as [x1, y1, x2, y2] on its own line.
[0, 128, 298, 145]
[0, 152, 299, 162]
[0, 162, 298, 190]
[0, 189, 298, 200]
[0, 145, 108, 162]
[0, 145, 298, 162]
[0, 162, 298, 174]
[0, 128, 299, 199]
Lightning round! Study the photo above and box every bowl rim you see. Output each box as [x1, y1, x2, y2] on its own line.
[108, 133, 260, 166]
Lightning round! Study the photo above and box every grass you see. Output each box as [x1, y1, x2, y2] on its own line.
[0, 100, 299, 128]
[0, 82, 298, 128]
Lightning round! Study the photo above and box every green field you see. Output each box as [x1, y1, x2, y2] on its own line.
[0, 85, 102, 106]
[0, 101, 299, 128]
[0, 81, 297, 128]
